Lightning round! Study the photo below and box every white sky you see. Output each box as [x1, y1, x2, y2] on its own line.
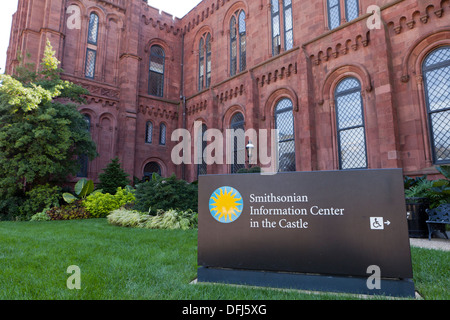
[0, 0, 202, 74]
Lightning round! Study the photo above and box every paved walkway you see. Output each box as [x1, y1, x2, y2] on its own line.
[409, 232, 450, 251]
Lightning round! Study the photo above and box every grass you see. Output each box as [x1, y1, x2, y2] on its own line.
[0, 219, 448, 300]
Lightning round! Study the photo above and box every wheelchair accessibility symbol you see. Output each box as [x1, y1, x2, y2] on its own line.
[370, 217, 390, 230]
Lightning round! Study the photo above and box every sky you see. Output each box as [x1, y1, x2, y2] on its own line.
[0, 0, 202, 73]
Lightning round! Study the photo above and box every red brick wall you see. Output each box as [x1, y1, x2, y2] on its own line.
[5, 0, 450, 182]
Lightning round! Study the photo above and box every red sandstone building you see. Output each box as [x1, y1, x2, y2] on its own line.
[5, 0, 450, 182]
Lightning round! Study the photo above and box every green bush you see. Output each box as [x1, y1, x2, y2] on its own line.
[107, 208, 197, 230]
[46, 200, 90, 220]
[404, 165, 450, 209]
[21, 184, 62, 220]
[83, 187, 135, 218]
[97, 157, 130, 194]
[134, 174, 197, 214]
[30, 208, 51, 221]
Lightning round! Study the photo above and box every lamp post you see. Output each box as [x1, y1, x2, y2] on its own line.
[246, 140, 254, 169]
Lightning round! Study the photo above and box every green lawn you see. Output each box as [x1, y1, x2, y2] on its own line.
[0, 219, 448, 300]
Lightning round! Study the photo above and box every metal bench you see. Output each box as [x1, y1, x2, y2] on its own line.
[425, 204, 450, 240]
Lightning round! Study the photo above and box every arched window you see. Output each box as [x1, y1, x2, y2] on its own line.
[145, 121, 153, 144]
[85, 13, 99, 79]
[149, 45, 165, 97]
[335, 77, 368, 170]
[275, 98, 296, 172]
[159, 123, 167, 146]
[87, 13, 99, 45]
[230, 10, 246, 76]
[143, 162, 162, 180]
[199, 33, 212, 91]
[422, 46, 450, 164]
[230, 112, 245, 173]
[197, 124, 208, 178]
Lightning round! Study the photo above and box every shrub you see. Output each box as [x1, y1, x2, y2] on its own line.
[134, 174, 198, 214]
[83, 187, 135, 218]
[97, 157, 130, 194]
[21, 184, 62, 220]
[46, 200, 91, 220]
[107, 208, 197, 230]
[0, 195, 26, 221]
[30, 208, 51, 222]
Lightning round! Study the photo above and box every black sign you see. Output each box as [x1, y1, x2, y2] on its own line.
[198, 169, 415, 296]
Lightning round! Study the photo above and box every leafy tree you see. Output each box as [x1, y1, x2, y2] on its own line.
[97, 157, 130, 194]
[0, 40, 97, 198]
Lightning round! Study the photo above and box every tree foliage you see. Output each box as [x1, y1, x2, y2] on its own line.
[0, 40, 97, 197]
[97, 157, 130, 195]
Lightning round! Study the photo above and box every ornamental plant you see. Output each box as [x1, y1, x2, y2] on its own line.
[63, 178, 96, 204]
[0, 39, 97, 198]
[97, 157, 130, 194]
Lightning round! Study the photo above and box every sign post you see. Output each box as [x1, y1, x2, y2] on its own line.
[197, 169, 415, 297]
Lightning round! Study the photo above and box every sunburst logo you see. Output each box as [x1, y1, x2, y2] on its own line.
[209, 186, 243, 223]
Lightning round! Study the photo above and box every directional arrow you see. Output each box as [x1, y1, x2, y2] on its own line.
[384, 220, 391, 226]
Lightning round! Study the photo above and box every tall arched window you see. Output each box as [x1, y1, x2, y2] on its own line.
[85, 12, 99, 79]
[199, 33, 212, 91]
[87, 13, 99, 45]
[230, 10, 246, 76]
[422, 46, 450, 164]
[149, 45, 165, 97]
[335, 77, 368, 170]
[145, 121, 153, 144]
[197, 124, 208, 178]
[275, 98, 296, 172]
[159, 123, 167, 146]
[230, 112, 245, 173]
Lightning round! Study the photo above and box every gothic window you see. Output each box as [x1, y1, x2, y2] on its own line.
[197, 124, 208, 178]
[230, 112, 245, 173]
[149, 45, 165, 97]
[335, 77, 368, 170]
[230, 10, 246, 76]
[199, 33, 212, 91]
[422, 46, 450, 164]
[159, 123, 167, 146]
[275, 98, 296, 172]
[85, 12, 99, 79]
[145, 121, 153, 144]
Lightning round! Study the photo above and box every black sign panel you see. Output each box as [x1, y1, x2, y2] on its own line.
[198, 169, 413, 280]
